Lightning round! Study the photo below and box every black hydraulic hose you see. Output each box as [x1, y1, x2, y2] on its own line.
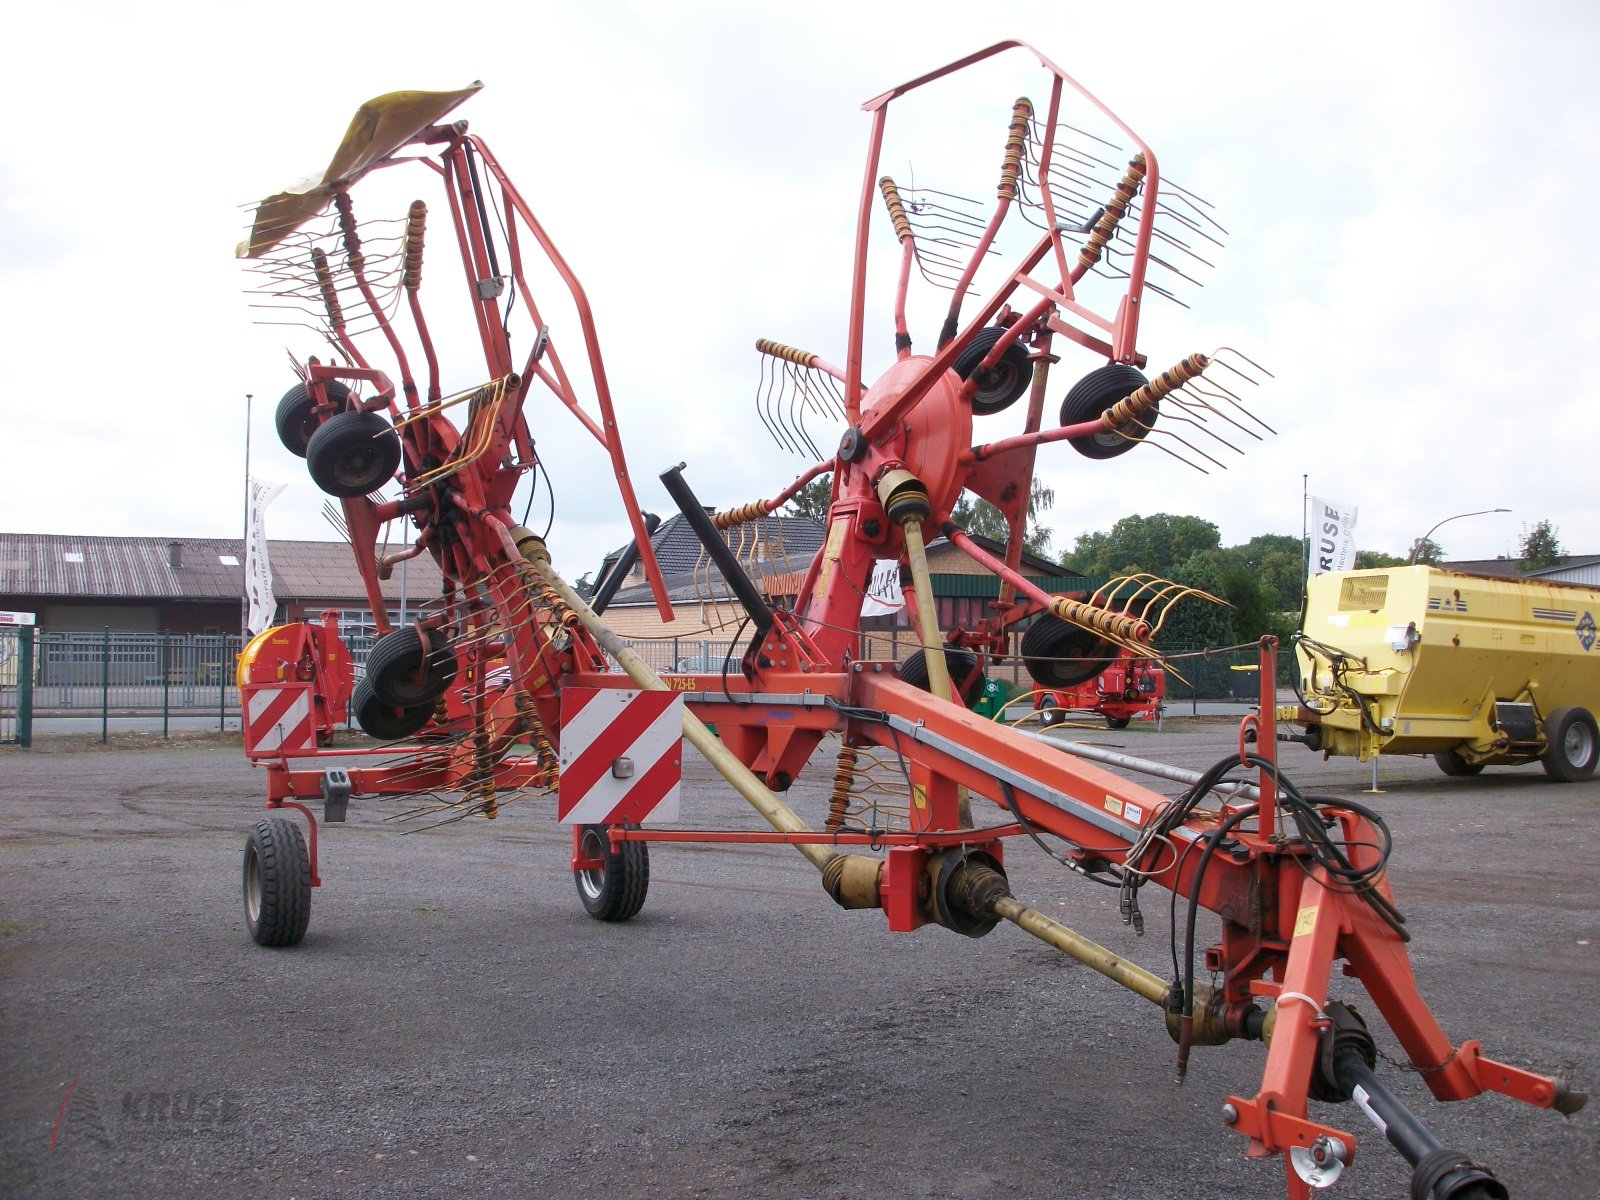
[1333, 1053, 1507, 1200]
[659, 464, 774, 641]
[590, 513, 661, 616]
[1177, 803, 1257, 1077]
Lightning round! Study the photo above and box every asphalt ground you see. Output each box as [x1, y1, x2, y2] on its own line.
[1, 720, 1596, 1199]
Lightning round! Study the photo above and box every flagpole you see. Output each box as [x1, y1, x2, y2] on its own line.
[1299, 474, 1308, 613]
[242, 393, 253, 644]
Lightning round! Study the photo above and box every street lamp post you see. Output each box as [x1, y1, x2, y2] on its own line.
[1407, 508, 1511, 565]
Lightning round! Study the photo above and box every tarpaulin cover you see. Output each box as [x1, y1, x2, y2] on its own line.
[237, 82, 483, 259]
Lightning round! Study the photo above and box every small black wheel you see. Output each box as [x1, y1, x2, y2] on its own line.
[1038, 696, 1064, 727]
[1021, 614, 1116, 690]
[305, 409, 401, 497]
[954, 326, 1033, 416]
[1058, 363, 1153, 459]
[1541, 707, 1599, 782]
[575, 824, 650, 921]
[1105, 715, 1132, 730]
[366, 626, 458, 707]
[1433, 749, 1484, 777]
[243, 817, 311, 947]
[899, 647, 986, 707]
[351, 676, 432, 740]
[275, 380, 351, 457]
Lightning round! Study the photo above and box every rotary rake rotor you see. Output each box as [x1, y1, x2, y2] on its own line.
[231, 44, 1584, 1200]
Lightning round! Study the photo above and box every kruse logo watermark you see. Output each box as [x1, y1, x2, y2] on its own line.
[51, 1082, 243, 1149]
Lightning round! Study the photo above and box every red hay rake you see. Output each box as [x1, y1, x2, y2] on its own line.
[234, 43, 1583, 1199]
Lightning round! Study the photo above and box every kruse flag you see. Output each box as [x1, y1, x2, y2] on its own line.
[245, 478, 287, 636]
[1309, 495, 1358, 577]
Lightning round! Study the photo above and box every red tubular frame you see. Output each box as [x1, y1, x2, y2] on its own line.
[240, 51, 1581, 1199]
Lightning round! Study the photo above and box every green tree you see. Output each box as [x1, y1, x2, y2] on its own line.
[1407, 537, 1444, 566]
[1234, 533, 1304, 614]
[783, 474, 833, 524]
[951, 477, 1056, 557]
[1151, 557, 1239, 698]
[1178, 547, 1299, 646]
[1062, 512, 1221, 579]
[1519, 520, 1564, 570]
[1355, 549, 1406, 569]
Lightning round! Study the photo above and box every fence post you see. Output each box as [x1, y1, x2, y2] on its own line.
[16, 626, 33, 749]
[161, 632, 171, 739]
[218, 638, 227, 732]
[101, 626, 110, 744]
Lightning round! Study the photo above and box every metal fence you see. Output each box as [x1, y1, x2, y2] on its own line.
[0, 628, 1283, 743]
[1, 626, 33, 746]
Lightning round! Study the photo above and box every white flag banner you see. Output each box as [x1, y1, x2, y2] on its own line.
[245, 478, 287, 636]
[1309, 495, 1358, 577]
[861, 558, 905, 618]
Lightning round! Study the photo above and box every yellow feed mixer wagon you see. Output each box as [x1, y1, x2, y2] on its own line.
[1278, 565, 1600, 780]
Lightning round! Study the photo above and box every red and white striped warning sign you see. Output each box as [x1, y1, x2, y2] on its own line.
[558, 688, 683, 825]
[243, 684, 316, 756]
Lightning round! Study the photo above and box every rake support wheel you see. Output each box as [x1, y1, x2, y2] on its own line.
[351, 676, 432, 741]
[366, 625, 458, 708]
[275, 379, 352, 457]
[305, 409, 402, 497]
[955, 326, 1033, 415]
[1021, 614, 1116, 690]
[1059, 363, 1153, 459]
[899, 646, 986, 708]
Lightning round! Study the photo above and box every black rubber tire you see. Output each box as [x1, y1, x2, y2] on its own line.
[954, 326, 1033, 416]
[366, 626, 458, 708]
[899, 647, 986, 708]
[1058, 363, 1153, 459]
[1105, 715, 1132, 730]
[305, 409, 401, 497]
[1433, 749, 1484, 777]
[574, 824, 650, 921]
[275, 380, 351, 457]
[1541, 707, 1600, 782]
[1021, 614, 1116, 690]
[1038, 696, 1064, 727]
[243, 817, 311, 947]
[351, 675, 432, 740]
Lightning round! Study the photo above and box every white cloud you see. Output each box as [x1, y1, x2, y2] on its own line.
[0, 0, 1594, 573]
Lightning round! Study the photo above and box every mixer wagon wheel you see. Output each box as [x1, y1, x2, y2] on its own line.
[1106, 716, 1132, 730]
[305, 409, 402, 497]
[1058, 363, 1154, 459]
[366, 626, 459, 708]
[1541, 707, 1599, 782]
[243, 817, 311, 947]
[574, 824, 650, 921]
[275, 380, 352, 457]
[1021, 614, 1116, 690]
[899, 646, 986, 707]
[1433, 749, 1484, 777]
[1038, 695, 1064, 726]
[350, 676, 432, 741]
[954, 326, 1033, 415]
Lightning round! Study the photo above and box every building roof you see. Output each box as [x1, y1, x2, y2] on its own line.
[1442, 554, 1600, 579]
[600, 525, 1081, 610]
[0, 532, 442, 604]
[607, 549, 823, 608]
[598, 511, 829, 581]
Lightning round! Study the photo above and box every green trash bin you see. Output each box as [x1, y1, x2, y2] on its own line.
[973, 678, 1007, 721]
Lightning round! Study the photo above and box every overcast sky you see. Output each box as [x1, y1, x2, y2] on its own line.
[2, 0, 1594, 573]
